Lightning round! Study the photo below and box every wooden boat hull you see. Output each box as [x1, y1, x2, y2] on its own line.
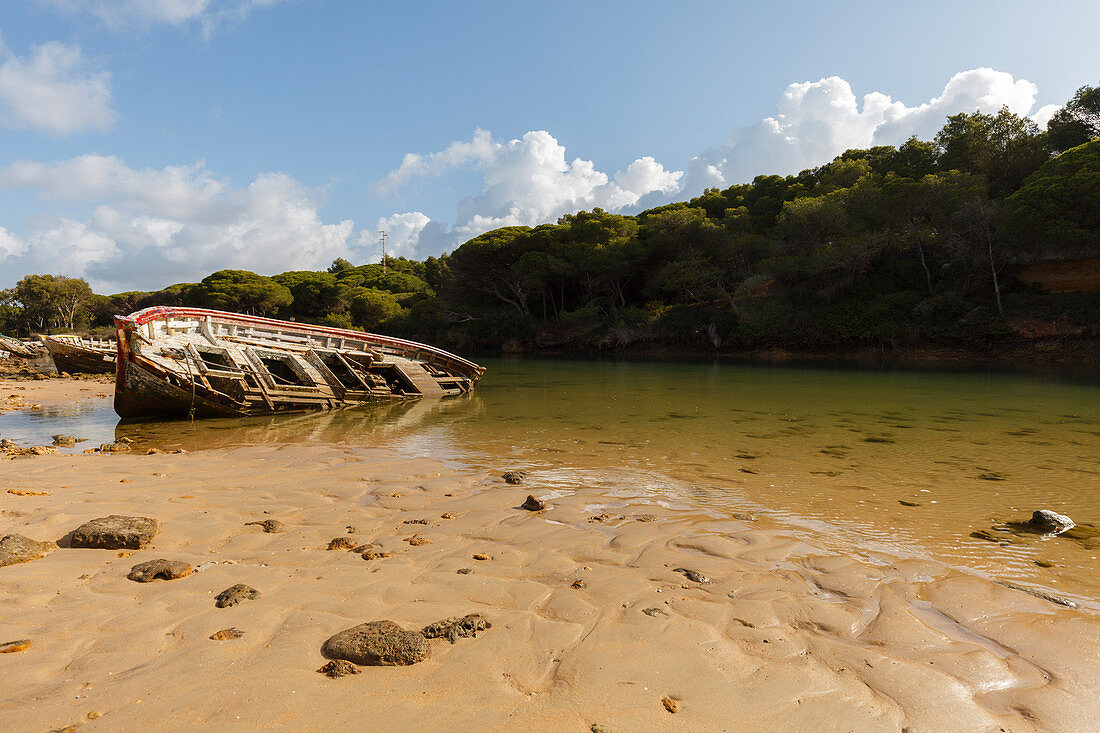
[114, 307, 485, 420]
[0, 335, 40, 359]
[43, 336, 116, 374]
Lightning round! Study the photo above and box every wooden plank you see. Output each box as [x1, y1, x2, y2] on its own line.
[388, 356, 445, 396]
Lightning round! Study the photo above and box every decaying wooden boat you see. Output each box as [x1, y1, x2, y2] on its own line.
[43, 335, 117, 374]
[113, 306, 485, 419]
[0, 334, 40, 359]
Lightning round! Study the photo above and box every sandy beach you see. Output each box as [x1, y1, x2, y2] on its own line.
[1, 376, 1099, 732]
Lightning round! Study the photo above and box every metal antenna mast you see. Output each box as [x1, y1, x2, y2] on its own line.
[378, 230, 388, 274]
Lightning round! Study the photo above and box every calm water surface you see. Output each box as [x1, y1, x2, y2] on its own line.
[4, 357, 1099, 598]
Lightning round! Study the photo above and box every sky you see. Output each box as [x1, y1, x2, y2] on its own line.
[0, 0, 1097, 292]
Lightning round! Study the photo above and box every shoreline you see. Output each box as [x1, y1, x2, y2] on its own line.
[1, 380, 1098, 730]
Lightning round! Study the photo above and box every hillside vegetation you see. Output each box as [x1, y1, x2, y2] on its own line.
[3, 84, 1099, 359]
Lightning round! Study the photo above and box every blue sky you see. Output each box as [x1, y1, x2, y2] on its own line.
[0, 0, 1097, 291]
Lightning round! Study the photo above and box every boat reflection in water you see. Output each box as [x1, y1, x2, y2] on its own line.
[113, 390, 484, 453]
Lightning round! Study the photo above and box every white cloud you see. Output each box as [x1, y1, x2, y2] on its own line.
[1032, 103, 1060, 129]
[683, 68, 1044, 193]
[0, 156, 360, 291]
[41, 0, 285, 35]
[0, 40, 115, 135]
[374, 129, 683, 252]
[373, 212, 430, 259]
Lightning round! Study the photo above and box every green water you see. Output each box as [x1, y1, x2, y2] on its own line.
[4, 357, 1099, 597]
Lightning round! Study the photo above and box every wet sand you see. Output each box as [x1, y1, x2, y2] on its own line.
[2, 377, 1099, 731]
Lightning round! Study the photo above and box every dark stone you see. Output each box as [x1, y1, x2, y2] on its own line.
[1028, 510, 1075, 534]
[634, 514, 657, 522]
[501, 471, 526, 484]
[127, 559, 192, 582]
[521, 495, 545, 511]
[0, 534, 56, 567]
[899, 500, 922, 507]
[245, 519, 284, 533]
[421, 614, 491, 644]
[673, 568, 710, 584]
[215, 584, 260, 608]
[317, 659, 360, 678]
[209, 628, 245, 641]
[71, 515, 159, 550]
[456, 568, 472, 574]
[402, 518, 429, 525]
[321, 620, 429, 666]
[571, 579, 586, 589]
[327, 537, 356, 551]
[977, 472, 1007, 481]
[641, 607, 669, 617]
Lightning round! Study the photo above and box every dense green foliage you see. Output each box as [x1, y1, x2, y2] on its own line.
[3, 86, 1098, 356]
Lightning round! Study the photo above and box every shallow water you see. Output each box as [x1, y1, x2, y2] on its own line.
[3, 357, 1099, 599]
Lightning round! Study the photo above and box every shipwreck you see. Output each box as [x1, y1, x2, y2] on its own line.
[113, 306, 485, 419]
[43, 335, 117, 374]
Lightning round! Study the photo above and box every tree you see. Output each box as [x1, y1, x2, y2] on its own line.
[12, 274, 94, 332]
[954, 198, 1005, 315]
[327, 258, 353, 273]
[935, 108, 1049, 197]
[192, 270, 293, 316]
[445, 226, 534, 316]
[272, 271, 340, 316]
[1001, 139, 1100, 258]
[347, 288, 405, 330]
[1047, 83, 1100, 153]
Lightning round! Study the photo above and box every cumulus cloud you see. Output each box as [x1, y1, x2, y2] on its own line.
[41, 0, 285, 35]
[374, 68, 1051, 256]
[0, 155, 360, 291]
[683, 68, 1044, 193]
[0, 39, 115, 135]
[374, 129, 682, 252]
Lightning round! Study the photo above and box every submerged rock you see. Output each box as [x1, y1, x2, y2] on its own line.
[521, 495, 545, 511]
[1029, 510, 1075, 534]
[317, 659, 360, 678]
[51, 435, 77, 447]
[215, 584, 260, 608]
[0, 534, 56, 567]
[421, 614, 491, 644]
[501, 471, 526, 484]
[321, 620, 429, 666]
[244, 519, 284, 533]
[127, 559, 192, 582]
[71, 515, 158, 550]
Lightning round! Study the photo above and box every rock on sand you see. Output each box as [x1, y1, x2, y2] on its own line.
[321, 620, 429, 666]
[0, 534, 56, 567]
[215, 584, 260, 608]
[71, 516, 158, 550]
[127, 559, 192, 582]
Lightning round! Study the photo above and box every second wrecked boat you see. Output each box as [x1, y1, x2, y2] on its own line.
[113, 306, 485, 419]
[43, 335, 117, 374]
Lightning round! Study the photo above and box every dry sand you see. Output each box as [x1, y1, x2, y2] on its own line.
[1, 377, 1098, 732]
